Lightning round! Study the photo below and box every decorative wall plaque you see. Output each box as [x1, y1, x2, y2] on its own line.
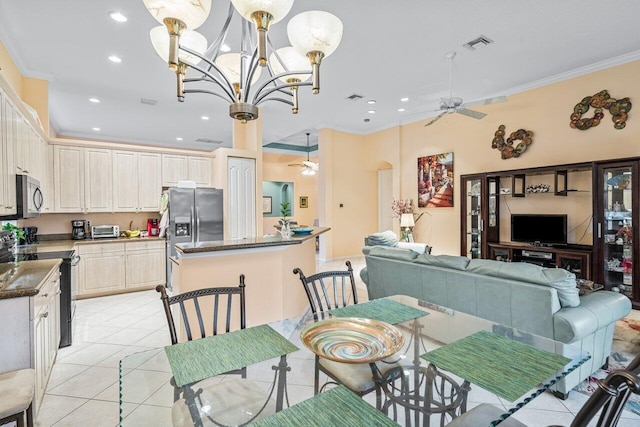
[569, 90, 632, 130]
[491, 125, 533, 160]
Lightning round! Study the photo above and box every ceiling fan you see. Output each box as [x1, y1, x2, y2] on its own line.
[425, 52, 507, 126]
[288, 133, 319, 175]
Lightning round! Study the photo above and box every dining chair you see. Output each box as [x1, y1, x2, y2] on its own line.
[156, 277, 277, 426]
[293, 261, 399, 408]
[446, 352, 640, 427]
[0, 368, 34, 427]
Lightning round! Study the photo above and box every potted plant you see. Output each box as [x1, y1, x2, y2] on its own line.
[280, 201, 291, 238]
[2, 223, 25, 250]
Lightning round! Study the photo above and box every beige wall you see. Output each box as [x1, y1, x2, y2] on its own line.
[19, 212, 161, 236]
[262, 152, 319, 233]
[348, 59, 640, 257]
[0, 41, 22, 96]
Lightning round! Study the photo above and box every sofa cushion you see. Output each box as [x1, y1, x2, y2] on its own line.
[365, 230, 398, 247]
[368, 246, 418, 262]
[397, 242, 431, 254]
[415, 254, 470, 270]
[468, 260, 580, 308]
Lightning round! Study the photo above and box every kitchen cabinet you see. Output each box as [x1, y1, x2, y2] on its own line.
[125, 240, 167, 289]
[84, 148, 113, 212]
[162, 154, 214, 187]
[76, 240, 167, 297]
[113, 150, 161, 212]
[77, 243, 126, 295]
[53, 145, 85, 212]
[39, 144, 55, 213]
[0, 89, 17, 216]
[162, 154, 188, 187]
[0, 265, 60, 417]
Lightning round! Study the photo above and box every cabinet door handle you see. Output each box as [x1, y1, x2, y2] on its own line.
[597, 223, 602, 238]
[40, 312, 49, 319]
[41, 293, 48, 298]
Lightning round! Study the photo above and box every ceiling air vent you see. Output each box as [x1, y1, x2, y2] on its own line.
[140, 98, 158, 105]
[346, 94, 364, 101]
[463, 35, 493, 51]
[195, 138, 223, 144]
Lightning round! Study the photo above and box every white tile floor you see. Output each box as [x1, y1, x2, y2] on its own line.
[34, 256, 640, 426]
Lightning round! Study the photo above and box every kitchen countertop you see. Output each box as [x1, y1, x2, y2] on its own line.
[0, 259, 62, 299]
[176, 227, 330, 254]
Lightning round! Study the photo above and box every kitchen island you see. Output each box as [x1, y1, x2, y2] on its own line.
[172, 227, 330, 328]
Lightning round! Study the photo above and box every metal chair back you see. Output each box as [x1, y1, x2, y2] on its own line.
[156, 275, 246, 345]
[293, 261, 358, 319]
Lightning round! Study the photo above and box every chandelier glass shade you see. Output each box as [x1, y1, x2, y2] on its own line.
[142, 0, 343, 122]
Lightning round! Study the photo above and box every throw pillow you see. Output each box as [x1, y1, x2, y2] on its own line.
[365, 230, 399, 247]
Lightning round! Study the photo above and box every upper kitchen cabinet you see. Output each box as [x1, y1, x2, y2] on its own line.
[113, 150, 161, 212]
[162, 154, 214, 187]
[84, 148, 113, 212]
[0, 89, 17, 216]
[54, 145, 85, 212]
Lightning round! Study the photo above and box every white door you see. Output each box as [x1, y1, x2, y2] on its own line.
[378, 169, 393, 232]
[227, 157, 256, 240]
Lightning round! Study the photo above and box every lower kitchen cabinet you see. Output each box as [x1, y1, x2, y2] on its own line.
[0, 265, 60, 416]
[76, 240, 167, 297]
[126, 240, 167, 289]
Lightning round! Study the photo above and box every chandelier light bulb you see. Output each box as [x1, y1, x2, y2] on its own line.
[142, 0, 212, 30]
[150, 26, 207, 65]
[269, 47, 311, 83]
[215, 53, 263, 85]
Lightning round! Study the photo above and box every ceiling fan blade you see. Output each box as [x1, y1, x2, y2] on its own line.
[465, 96, 508, 108]
[424, 112, 446, 126]
[457, 108, 487, 120]
[303, 160, 319, 170]
[288, 163, 304, 167]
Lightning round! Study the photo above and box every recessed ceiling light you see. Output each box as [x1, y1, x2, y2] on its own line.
[220, 44, 231, 52]
[367, 100, 376, 104]
[109, 11, 127, 22]
[398, 108, 406, 112]
[201, 116, 209, 120]
[400, 97, 409, 102]
[108, 55, 122, 63]
[176, 137, 183, 141]
[92, 127, 101, 131]
[89, 98, 100, 103]
[367, 110, 376, 114]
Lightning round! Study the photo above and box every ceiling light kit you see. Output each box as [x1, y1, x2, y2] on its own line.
[142, 0, 343, 123]
[288, 132, 318, 175]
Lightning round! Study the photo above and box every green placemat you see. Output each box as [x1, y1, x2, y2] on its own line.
[249, 385, 399, 427]
[329, 298, 428, 325]
[421, 330, 571, 402]
[165, 324, 299, 387]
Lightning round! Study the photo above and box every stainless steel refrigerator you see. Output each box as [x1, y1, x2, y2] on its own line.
[166, 187, 223, 288]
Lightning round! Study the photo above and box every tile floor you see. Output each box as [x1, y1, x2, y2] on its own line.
[33, 256, 640, 426]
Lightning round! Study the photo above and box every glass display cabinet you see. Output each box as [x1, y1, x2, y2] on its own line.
[595, 161, 638, 303]
[460, 175, 499, 259]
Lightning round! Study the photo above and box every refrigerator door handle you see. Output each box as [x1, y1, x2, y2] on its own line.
[196, 206, 200, 242]
[190, 206, 195, 244]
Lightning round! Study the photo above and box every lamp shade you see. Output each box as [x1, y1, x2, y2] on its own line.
[269, 47, 311, 83]
[287, 11, 343, 58]
[231, 0, 294, 24]
[150, 26, 207, 65]
[143, 0, 212, 30]
[400, 214, 415, 228]
[215, 53, 262, 85]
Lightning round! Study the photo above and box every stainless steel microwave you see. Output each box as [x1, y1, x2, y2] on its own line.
[0, 175, 43, 220]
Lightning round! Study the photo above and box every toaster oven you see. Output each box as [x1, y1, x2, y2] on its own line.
[91, 225, 120, 239]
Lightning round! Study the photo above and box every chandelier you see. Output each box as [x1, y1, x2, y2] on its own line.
[142, 0, 343, 122]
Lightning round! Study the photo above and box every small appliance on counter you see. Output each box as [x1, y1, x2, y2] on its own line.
[71, 220, 86, 240]
[147, 218, 159, 237]
[19, 226, 38, 245]
[91, 225, 120, 239]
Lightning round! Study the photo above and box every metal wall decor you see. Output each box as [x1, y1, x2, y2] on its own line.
[491, 125, 533, 159]
[569, 90, 632, 130]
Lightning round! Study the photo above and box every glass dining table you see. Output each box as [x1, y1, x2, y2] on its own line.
[118, 295, 590, 427]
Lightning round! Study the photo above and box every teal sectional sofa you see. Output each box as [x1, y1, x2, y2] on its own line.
[360, 245, 632, 398]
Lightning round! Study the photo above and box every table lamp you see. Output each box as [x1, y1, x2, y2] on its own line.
[400, 213, 415, 242]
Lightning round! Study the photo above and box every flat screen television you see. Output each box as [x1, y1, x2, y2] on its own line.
[511, 214, 568, 246]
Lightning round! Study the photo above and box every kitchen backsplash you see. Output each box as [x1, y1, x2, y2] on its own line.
[19, 212, 161, 235]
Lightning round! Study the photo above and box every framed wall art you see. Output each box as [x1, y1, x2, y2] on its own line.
[417, 152, 454, 208]
[262, 196, 272, 214]
[300, 196, 309, 208]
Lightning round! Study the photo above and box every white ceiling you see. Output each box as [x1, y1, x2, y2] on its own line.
[0, 0, 639, 153]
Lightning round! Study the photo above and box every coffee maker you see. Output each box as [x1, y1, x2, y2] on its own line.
[147, 218, 159, 237]
[19, 227, 38, 245]
[71, 220, 86, 240]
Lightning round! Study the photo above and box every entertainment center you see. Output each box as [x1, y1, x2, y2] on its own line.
[461, 157, 639, 308]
